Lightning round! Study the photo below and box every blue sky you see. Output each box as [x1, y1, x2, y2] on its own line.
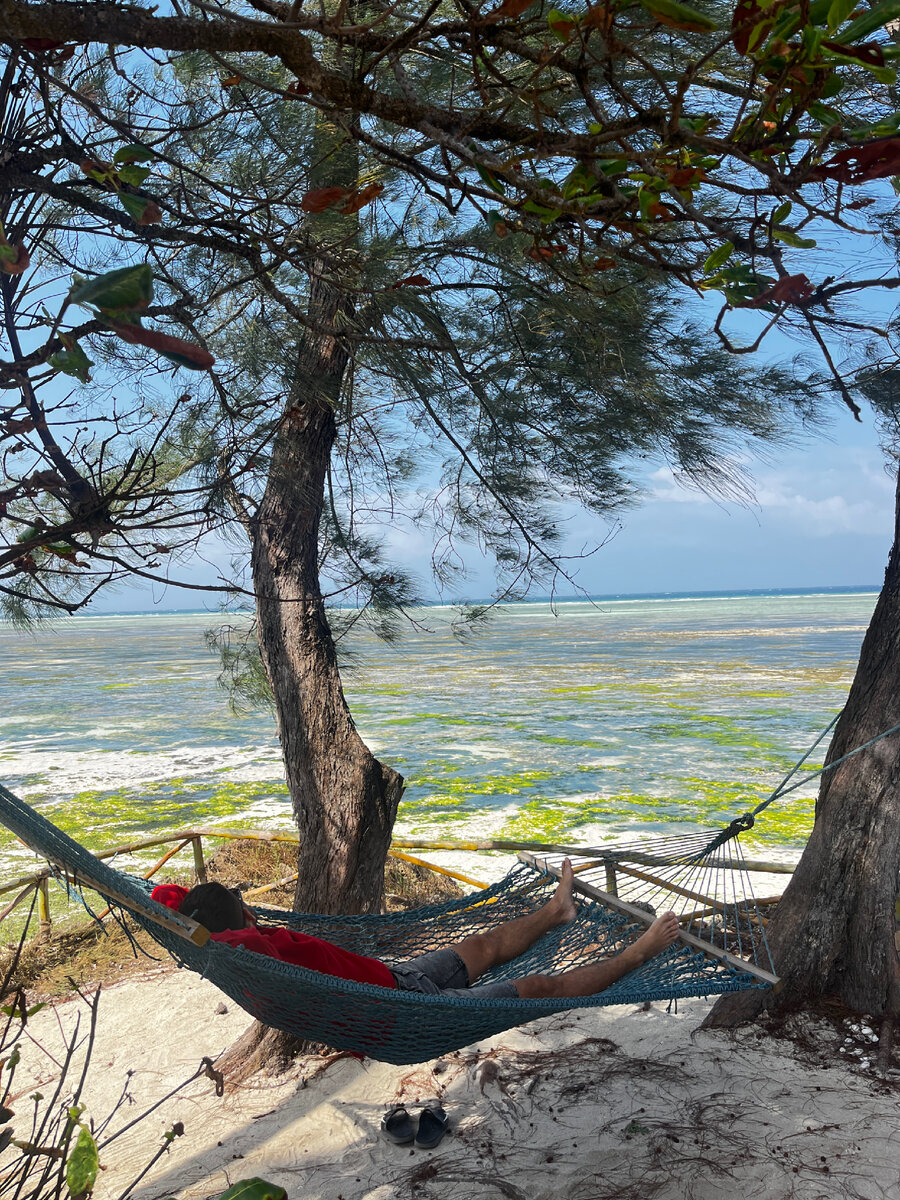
[88, 398, 895, 613]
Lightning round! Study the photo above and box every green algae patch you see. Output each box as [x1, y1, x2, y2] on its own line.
[407, 768, 557, 799]
[23, 777, 291, 855]
[743, 796, 815, 846]
[500, 799, 579, 844]
[533, 734, 610, 749]
[388, 713, 477, 727]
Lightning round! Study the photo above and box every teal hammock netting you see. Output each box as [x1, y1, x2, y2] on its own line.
[0, 782, 778, 1063]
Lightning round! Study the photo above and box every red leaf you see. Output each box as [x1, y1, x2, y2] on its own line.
[137, 199, 163, 226]
[109, 322, 215, 369]
[490, 0, 535, 17]
[20, 39, 74, 60]
[667, 166, 707, 188]
[3, 416, 35, 435]
[592, 256, 617, 270]
[0, 243, 30, 275]
[745, 273, 814, 307]
[647, 201, 677, 220]
[287, 80, 311, 96]
[582, 3, 614, 31]
[731, 0, 785, 57]
[300, 186, 350, 213]
[811, 137, 900, 184]
[221, 74, 243, 88]
[339, 182, 384, 214]
[548, 13, 578, 38]
[822, 40, 885, 68]
[391, 274, 432, 288]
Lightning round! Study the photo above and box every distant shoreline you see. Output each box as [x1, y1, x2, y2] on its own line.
[37, 583, 882, 620]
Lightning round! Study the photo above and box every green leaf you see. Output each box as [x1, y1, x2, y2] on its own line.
[702, 241, 733, 274]
[116, 163, 150, 187]
[827, 0, 857, 31]
[218, 1180, 287, 1200]
[522, 199, 563, 222]
[839, 0, 900, 43]
[547, 8, 577, 39]
[113, 144, 156, 164]
[65, 1126, 99, 1199]
[638, 0, 718, 31]
[486, 210, 509, 238]
[773, 227, 817, 248]
[771, 201, 792, 224]
[48, 341, 94, 383]
[562, 164, 598, 199]
[807, 102, 843, 125]
[638, 187, 657, 222]
[475, 163, 506, 196]
[69, 264, 153, 312]
[117, 193, 151, 222]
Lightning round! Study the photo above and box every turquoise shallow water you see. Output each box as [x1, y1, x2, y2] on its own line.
[0, 589, 879, 880]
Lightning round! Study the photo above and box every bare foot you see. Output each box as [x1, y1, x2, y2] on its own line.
[551, 858, 577, 924]
[632, 911, 680, 962]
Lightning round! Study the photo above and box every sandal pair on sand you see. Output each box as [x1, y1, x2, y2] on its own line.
[381, 1101, 449, 1149]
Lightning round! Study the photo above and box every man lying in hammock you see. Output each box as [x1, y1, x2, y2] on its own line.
[151, 859, 679, 1000]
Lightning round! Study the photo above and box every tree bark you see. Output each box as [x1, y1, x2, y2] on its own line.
[252, 273, 404, 914]
[218, 271, 403, 1079]
[704, 468, 900, 1028]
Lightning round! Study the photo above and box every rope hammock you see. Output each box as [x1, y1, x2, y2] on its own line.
[0, 781, 782, 1063]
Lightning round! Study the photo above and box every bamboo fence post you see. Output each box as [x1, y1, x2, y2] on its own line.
[192, 835, 207, 883]
[37, 876, 51, 939]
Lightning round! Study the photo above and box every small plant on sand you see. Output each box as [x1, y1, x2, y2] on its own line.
[0, 907, 286, 1200]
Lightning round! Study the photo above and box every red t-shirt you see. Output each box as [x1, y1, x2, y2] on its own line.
[210, 924, 396, 990]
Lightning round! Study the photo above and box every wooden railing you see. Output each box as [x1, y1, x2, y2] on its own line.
[0, 828, 796, 940]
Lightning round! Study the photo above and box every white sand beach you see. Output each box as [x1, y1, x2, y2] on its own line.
[9, 964, 898, 1200]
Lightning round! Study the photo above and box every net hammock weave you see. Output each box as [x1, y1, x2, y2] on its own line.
[0, 782, 777, 1064]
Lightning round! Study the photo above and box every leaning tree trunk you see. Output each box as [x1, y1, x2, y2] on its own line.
[219, 274, 404, 1079]
[704, 467, 900, 1028]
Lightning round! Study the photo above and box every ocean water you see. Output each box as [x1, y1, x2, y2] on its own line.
[0, 589, 879, 886]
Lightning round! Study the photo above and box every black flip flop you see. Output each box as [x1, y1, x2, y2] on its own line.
[381, 1104, 415, 1145]
[415, 1101, 449, 1149]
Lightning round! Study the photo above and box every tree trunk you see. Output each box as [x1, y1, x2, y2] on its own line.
[219, 275, 403, 1080]
[704, 468, 900, 1028]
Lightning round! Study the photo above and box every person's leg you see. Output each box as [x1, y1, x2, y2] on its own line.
[512, 911, 680, 998]
[451, 858, 577, 984]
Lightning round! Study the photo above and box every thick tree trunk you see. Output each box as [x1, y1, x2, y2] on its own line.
[252, 274, 404, 912]
[704, 469, 900, 1028]
[219, 277, 403, 1079]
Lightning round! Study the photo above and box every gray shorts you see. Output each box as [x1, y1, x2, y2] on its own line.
[388, 947, 518, 1000]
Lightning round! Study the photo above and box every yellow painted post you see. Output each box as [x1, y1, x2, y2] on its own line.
[37, 876, 51, 939]
[192, 836, 207, 883]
